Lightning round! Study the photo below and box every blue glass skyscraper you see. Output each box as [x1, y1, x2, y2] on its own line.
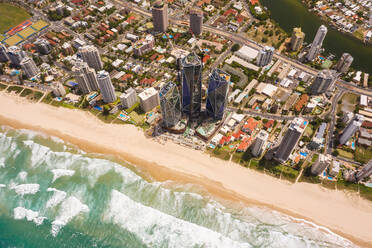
[180, 52, 202, 119]
[159, 82, 182, 128]
[206, 69, 230, 120]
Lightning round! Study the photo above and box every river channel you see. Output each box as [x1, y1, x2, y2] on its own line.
[260, 0, 372, 74]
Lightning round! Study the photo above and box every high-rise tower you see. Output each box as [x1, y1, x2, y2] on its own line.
[180, 52, 203, 119]
[309, 70, 335, 95]
[152, 1, 168, 33]
[97, 70, 116, 103]
[256, 46, 274, 67]
[206, 69, 230, 120]
[190, 8, 203, 36]
[307, 25, 327, 61]
[251, 130, 269, 157]
[7, 46, 26, 66]
[159, 82, 182, 128]
[336, 53, 353, 74]
[290, 27, 305, 51]
[78, 45, 103, 71]
[72, 59, 99, 94]
[20, 57, 39, 78]
[0, 44, 9, 62]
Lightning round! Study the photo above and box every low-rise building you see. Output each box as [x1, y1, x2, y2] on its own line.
[133, 35, 155, 56]
[138, 87, 159, 112]
[120, 88, 137, 109]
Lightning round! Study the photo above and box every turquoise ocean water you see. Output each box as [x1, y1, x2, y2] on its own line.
[0, 126, 357, 248]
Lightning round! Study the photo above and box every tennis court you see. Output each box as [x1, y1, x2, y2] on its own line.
[4, 35, 24, 46]
[31, 20, 49, 31]
[18, 26, 37, 39]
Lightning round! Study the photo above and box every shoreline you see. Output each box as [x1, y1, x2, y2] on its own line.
[0, 93, 372, 247]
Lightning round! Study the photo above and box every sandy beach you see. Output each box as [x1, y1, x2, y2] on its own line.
[0, 92, 371, 247]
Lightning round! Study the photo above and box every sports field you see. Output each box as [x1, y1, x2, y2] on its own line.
[0, 3, 31, 34]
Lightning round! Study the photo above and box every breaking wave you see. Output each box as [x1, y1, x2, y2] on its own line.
[0, 126, 357, 248]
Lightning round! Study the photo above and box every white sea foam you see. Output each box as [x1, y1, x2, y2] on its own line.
[14, 207, 46, 225]
[17, 171, 28, 181]
[46, 188, 67, 209]
[0, 134, 19, 160]
[11, 184, 40, 196]
[51, 169, 75, 182]
[23, 140, 50, 167]
[0, 184, 6, 188]
[51, 196, 89, 236]
[104, 190, 252, 248]
[0, 157, 5, 168]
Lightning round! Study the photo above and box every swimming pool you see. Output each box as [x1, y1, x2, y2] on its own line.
[300, 152, 308, 157]
[94, 106, 103, 111]
[366, 183, 372, 188]
[88, 93, 98, 101]
[11, 70, 20, 76]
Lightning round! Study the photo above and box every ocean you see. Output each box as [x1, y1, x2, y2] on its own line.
[0, 126, 357, 248]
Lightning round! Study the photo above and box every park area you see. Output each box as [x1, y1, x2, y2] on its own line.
[0, 3, 30, 34]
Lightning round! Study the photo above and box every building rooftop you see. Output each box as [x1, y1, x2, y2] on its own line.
[138, 87, 158, 101]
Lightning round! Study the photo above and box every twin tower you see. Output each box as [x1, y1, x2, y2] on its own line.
[160, 53, 230, 128]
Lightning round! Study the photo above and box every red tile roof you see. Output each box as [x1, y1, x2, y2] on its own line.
[362, 121, 372, 128]
[236, 15, 244, 23]
[232, 130, 244, 140]
[71, 0, 84, 4]
[237, 137, 252, 152]
[264, 120, 274, 129]
[223, 9, 238, 17]
[202, 54, 210, 63]
[150, 54, 158, 61]
[140, 78, 156, 86]
[294, 94, 309, 112]
[242, 117, 258, 134]
[120, 74, 133, 81]
[219, 136, 231, 146]
[126, 16, 136, 23]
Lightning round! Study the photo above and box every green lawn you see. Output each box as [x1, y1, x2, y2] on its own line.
[129, 111, 144, 124]
[342, 93, 358, 104]
[337, 148, 354, 160]
[97, 113, 119, 124]
[0, 83, 7, 90]
[20, 88, 33, 97]
[295, 86, 306, 93]
[0, 3, 31, 33]
[354, 146, 372, 164]
[209, 147, 231, 161]
[311, 153, 319, 163]
[304, 124, 314, 137]
[6, 85, 23, 94]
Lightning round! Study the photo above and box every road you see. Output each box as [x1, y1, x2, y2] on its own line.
[227, 106, 304, 121]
